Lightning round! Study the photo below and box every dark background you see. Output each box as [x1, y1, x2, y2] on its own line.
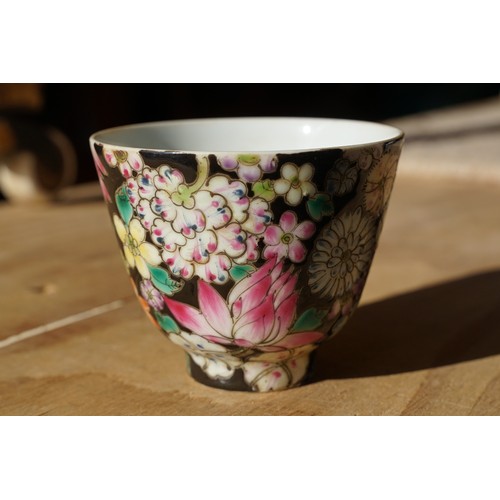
[4, 84, 500, 184]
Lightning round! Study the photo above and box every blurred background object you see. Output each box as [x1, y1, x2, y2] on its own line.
[0, 83, 498, 201]
[0, 84, 77, 203]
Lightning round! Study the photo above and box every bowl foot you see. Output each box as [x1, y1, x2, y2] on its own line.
[186, 349, 316, 392]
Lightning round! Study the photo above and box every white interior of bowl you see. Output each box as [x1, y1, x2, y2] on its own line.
[91, 117, 403, 153]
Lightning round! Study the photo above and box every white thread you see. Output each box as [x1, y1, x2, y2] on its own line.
[0, 300, 125, 349]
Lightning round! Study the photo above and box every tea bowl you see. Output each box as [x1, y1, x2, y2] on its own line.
[90, 117, 403, 392]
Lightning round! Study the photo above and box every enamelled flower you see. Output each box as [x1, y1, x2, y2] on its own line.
[263, 211, 315, 263]
[164, 256, 324, 351]
[308, 207, 377, 300]
[125, 157, 271, 284]
[113, 215, 161, 279]
[103, 148, 144, 178]
[273, 162, 317, 206]
[363, 153, 398, 215]
[218, 154, 277, 183]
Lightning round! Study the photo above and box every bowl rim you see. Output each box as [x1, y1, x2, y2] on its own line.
[89, 116, 404, 155]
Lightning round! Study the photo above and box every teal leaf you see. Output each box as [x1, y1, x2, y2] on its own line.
[148, 264, 183, 296]
[291, 308, 328, 332]
[116, 186, 133, 223]
[154, 312, 180, 334]
[306, 194, 334, 221]
[230, 264, 256, 282]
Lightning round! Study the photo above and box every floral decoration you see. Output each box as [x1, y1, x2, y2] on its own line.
[308, 207, 377, 300]
[92, 138, 401, 391]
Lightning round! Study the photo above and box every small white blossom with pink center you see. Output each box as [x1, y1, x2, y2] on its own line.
[263, 211, 316, 263]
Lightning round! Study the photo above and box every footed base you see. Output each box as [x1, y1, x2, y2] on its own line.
[186, 350, 316, 392]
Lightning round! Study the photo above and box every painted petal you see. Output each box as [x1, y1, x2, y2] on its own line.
[273, 179, 290, 195]
[207, 176, 249, 223]
[276, 330, 324, 349]
[281, 162, 298, 181]
[234, 294, 275, 344]
[139, 242, 161, 266]
[298, 163, 314, 181]
[162, 248, 194, 279]
[219, 155, 238, 171]
[180, 230, 217, 264]
[288, 239, 307, 263]
[113, 214, 127, 243]
[227, 256, 277, 307]
[216, 223, 246, 258]
[238, 164, 261, 182]
[259, 154, 277, 173]
[129, 218, 146, 243]
[135, 256, 150, 278]
[241, 198, 272, 235]
[155, 165, 184, 191]
[198, 280, 233, 338]
[263, 225, 283, 246]
[194, 191, 229, 230]
[103, 148, 117, 167]
[123, 246, 135, 268]
[195, 254, 231, 284]
[152, 220, 186, 251]
[272, 293, 299, 340]
[263, 243, 289, 262]
[301, 181, 317, 197]
[128, 152, 143, 172]
[274, 273, 298, 308]
[280, 211, 298, 233]
[234, 235, 260, 264]
[294, 220, 316, 240]
[236, 275, 272, 318]
[173, 207, 206, 238]
[285, 187, 303, 206]
[164, 297, 221, 338]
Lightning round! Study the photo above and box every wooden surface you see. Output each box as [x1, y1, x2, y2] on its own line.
[1, 98, 500, 415]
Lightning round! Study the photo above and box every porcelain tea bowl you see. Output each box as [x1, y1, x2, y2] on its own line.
[90, 117, 403, 392]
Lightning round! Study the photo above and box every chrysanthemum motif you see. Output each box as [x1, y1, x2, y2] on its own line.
[364, 154, 398, 215]
[308, 207, 377, 299]
[326, 158, 358, 196]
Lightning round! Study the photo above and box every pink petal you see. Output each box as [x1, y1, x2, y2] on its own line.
[271, 293, 298, 342]
[275, 331, 324, 349]
[263, 225, 283, 245]
[164, 297, 221, 339]
[270, 260, 284, 282]
[268, 268, 293, 300]
[274, 272, 298, 308]
[280, 211, 298, 233]
[235, 275, 272, 318]
[288, 239, 307, 263]
[198, 280, 232, 338]
[234, 295, 276, 344]
[227, 256, 276, 306]
[263, 243, 289, 262]
[293, 220, 316, 240]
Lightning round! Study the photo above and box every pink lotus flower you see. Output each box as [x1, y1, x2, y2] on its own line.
[164, 256, 324, 351]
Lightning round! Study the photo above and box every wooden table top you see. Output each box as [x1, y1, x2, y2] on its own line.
[2, 98, 500, 415]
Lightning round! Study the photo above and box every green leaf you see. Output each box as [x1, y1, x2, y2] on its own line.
[252, 180, 276, 201]
[291, 308, 328, 332]
[306, 194, 334, 221]
[237, 154, 260, 166]
[115, 186, 133, 223]
[229, 264, 256, 282]
[154, 312, 180, 334]
[148, 265, 183, 296]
